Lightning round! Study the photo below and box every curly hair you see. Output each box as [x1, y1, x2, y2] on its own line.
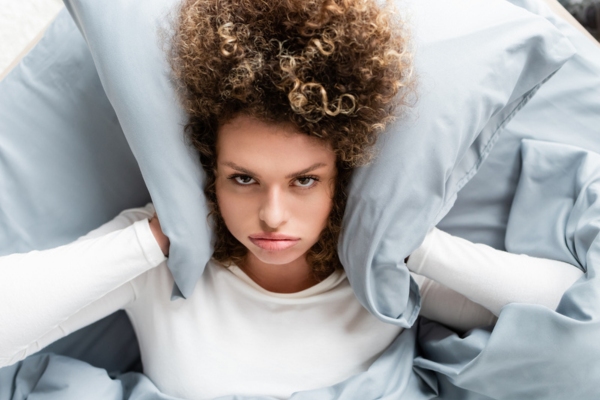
[169, 0, 415, 281]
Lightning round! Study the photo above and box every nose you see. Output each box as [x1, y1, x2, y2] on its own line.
[258, 186, 288, 229]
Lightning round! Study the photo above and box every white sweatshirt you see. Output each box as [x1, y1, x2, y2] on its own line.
[0, 203, 583, 399]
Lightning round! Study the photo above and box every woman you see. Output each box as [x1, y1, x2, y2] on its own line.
[0, 0, 583, 398]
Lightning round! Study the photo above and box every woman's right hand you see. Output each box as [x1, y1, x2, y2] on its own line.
[149, 213, 170, 257]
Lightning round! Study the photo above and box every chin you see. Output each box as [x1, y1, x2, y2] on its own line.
[249, 247, 307, 266]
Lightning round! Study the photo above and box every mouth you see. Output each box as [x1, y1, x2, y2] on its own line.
[248, 237, 300, 251]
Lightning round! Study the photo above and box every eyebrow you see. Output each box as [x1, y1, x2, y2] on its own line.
[221, 161, 328, 179]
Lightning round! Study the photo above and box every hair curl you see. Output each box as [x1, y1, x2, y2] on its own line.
[169, 0, 415, 280]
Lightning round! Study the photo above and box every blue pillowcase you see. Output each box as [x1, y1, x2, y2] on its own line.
[0, 11, 149, 255]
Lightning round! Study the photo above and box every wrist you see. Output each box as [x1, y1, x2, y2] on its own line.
[149, 216, 170, 257]
[406, 228, 437, 274]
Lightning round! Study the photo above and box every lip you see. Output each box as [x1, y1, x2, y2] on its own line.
[249, 235, 300, 251]
[249, 233, 300, 240]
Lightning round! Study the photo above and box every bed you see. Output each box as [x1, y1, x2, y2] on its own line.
[1, 0, 599, 398]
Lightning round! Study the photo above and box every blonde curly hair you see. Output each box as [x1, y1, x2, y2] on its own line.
[169, 0, 415, 280]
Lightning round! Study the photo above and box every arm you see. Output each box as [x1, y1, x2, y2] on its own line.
[408, 227, 583, 331]
[0, 203, 167, 368]
[410, 272, 498, 332]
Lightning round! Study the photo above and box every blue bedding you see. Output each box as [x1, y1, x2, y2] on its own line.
[4, 138, 600, 399]
[1, 327, 433, 400]
[1, 0, 600, 398]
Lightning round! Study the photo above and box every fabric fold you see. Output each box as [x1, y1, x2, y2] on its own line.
[415, 140, 600, 398]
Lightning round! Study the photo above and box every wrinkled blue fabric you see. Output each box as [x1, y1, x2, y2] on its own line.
[424, 0, 600, 397]
[420, 141, 600, 399]
[1, 328, 437, 399]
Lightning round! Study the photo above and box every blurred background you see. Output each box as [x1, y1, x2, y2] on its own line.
[0, 0, 63, 73]
[559, 0, 600, 39]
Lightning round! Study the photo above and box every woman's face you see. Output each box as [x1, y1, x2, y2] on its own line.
[215, 114, 337, 268]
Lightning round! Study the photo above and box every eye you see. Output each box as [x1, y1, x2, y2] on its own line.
[230, 175, 256, 185]
[293, 175, 319, 188]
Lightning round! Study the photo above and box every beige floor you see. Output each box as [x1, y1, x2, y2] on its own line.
[0, 0, 63, 74]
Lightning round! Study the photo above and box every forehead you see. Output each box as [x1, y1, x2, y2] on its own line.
[216, 115, 336, 172]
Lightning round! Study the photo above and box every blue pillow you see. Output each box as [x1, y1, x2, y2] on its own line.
[60, 0, 575, 322]
[0, 11, 149, 254]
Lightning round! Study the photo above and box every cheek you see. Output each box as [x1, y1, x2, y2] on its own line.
[215, 182, 249, 236]
[295, 189, 334, 234]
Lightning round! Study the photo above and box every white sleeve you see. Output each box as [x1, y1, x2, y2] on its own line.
[410, 272, 498, 332]
[407, 227, 584, 325]
[0, 203, 167, 368]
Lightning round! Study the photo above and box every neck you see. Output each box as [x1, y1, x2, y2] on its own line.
[239, 253, 323, 293]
